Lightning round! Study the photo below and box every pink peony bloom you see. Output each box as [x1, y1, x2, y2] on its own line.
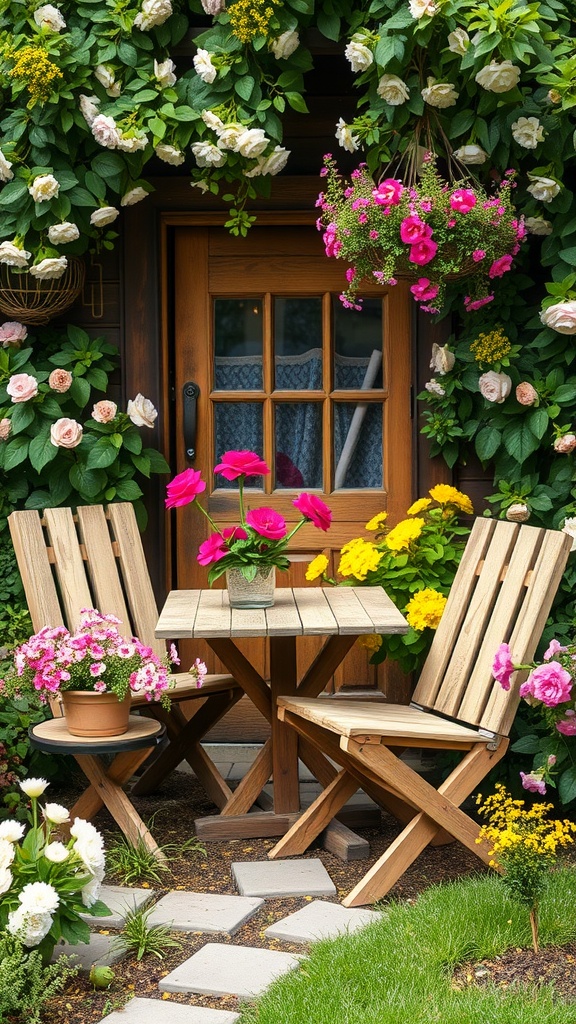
[520, 771, 546, 795]
[530, 662, 572, 706]
[197, 532, 228, 565]
[400, 215, 432, 245]
[409, 238, 438, 265]
[450, 188, 477, 213]
[214, 450, 270, 480]
[246, 507, 287, 540]
[372, 178, 403, 206]
[492, 642, 515, 690]
[293, 492, 332, 531]
[165, 468, 206, 508]
[556, 712, 576, 736]
[410, 278, 439, 302]
[488, 254, 513, 278]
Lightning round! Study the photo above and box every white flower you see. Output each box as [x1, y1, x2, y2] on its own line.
[511, 115, 544, 149]
[409, 0, 437, 17]
[430, 344, 455, 375]
[34, 4, 66, 31]
[134, 0, 172, 30]
[28, 174, 60, 203]
[43, 802, 70, 825]
[526, 175, 560, 203]
[18, 881, 60, 914]
[0, 866, 12, 896]
[7, 906, 54, 946]
[540, 300, 576, 334]
[191, 179, 209, 192]
[70, 818, 102, 843]
[217, 123, 246, 150]
[20, 778, 49, 799]
[478, 370, 512, 403]
[94, 65, 115, 90]
[201, 110, 224, 132]
[421, 78, 458, 108]
[155, 143, 185, 165]
[562, 517, 576, 552]
[524, 216, 553, 235]
[0, 150, 14, 183]
[447, 28, 469, 54]
[79, 94, 100, 126]
[377, 74, 409, 105]
[475, 60, 520, 93]
[201, 0, 225, 11]
[271, 30, 299, 59]
[90, 206, 120, 227]
[127, 393, 158, 428]
[235, 128, 269, 158]
[0, 820, 25, 842]
[254, 145, 290, 177]
[344, 39, 373, 73]
[192, 141, 226, 168]
[30, 257, 68, 280]
[0, 241, 31, 267]
[120, 187, 149, 206]
[47, 222, 80, 244]
[154, 58, 177, 88]
[453, 144, 488, 165]
[44, 842, 69, 864]
[81, 872, 104, 908]
[193, 48, 217, 84]
[106, 81, 122, 98]
[335, 118, 360, 153]
[91, 114, 121, 149]
[0, 837, 15, 869]
[117, 133, 148, 152]
[425, 379, 445, 397]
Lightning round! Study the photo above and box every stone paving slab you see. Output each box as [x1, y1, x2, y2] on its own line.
[81, 885, 154, 929]
[97, 996, 239, 1023]
[265, 899, 381, 943]
[145, 891, 264, 935]
[52, 932, 124, 970]
[232, 858, 336, 898]
[158, 942, 300, 998]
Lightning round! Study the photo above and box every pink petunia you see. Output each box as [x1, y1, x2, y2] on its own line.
[520, 771, 546, 795]
[543, 638, 568, 661]
[488, 255, 513, 279]
[372, 178, 403, 206]
[166, 468, 206, 509]
[464, 294, 494, 312]
[556, 712, 576, 736]
[492, 642, 515, 691]
[530, 662, 572, 707]
[222, 526, 248, 543]
[245, 507, 287, 541]
[450, 188, 477, 214]
[400, 216, 432, 245]
[409, 238, 438, 266]
[472, 250, 485, 262]
[410, 278, 439, 303]
[293, 492, 332, 531]
[197, 532, 228, 566]
[214, 450, 270, 480]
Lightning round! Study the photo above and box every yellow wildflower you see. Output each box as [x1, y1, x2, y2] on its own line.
[428, 484, 474, 515]
[406, 497, 432, 516]
[405, 588, 447, 631]
[365, 511, 387, 531]
[470, 327, 511, 365]
[8, 45, 63, 103]
[338, 538, 382, 580]
[357, 633, 382, 653]
[305, 554, 329, 582]
[228, 0, 276, 42]
[385, 517, 425, 552]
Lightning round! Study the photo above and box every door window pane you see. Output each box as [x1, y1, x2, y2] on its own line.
[333, 297, 384, 389]
[214, 402, 264, 487]
[214, 298, 263, 390]
[334, 401, 382, 489]
[275, 403, 322, 489]
[274, 297, 322, 390]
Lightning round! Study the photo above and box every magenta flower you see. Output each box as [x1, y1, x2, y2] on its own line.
[400, 215, 432, 245]
[464, 294, 494, 312]
[556, 712, 576, 736]
[222, 526, 248, 542]
[520, 771, 547, 795]
[543, 639, 568, 661]
[530, 662, 572, 707]
[197, 532, 228, 566]
[492, 642, 515, 690]
[214, 450, 270, 481]
[410, 278, 439, 303]
[450, 188, 476, 214]
[165, 468, 206, 509]
[293, 493, 332, 531]
[409, 238, 438, 266]
[372, 178, 403, 206]
[245, 507, 287, 541]
[488, 255, 513, 279]
[472, 250, 485, 262]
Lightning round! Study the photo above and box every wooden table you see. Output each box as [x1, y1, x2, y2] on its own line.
[155, 586, 408, 846]
[30, 716, 167, 859]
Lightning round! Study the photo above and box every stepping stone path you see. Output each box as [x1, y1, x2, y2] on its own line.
[264, 899, 381, 943]
[146, 891, 263, 935]
[232, 857, 336, 897]
[100, 997, 240, 1023]
[159, 943, 301, 998]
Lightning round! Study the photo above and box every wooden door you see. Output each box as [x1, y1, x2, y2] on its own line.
[171, 224, 412, 694]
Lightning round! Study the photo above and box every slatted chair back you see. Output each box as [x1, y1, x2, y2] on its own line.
[8, 503, 166, 660]
[412, 517, 572, 737]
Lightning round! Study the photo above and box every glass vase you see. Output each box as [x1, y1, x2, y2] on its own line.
[225, 566, 276, 609]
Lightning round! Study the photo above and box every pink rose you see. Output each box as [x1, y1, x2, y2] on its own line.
[91, 400, 118, 423]
[529, 662, 572, 706]
[450, 188, 476, 213]
[554, 434, 576, 454]
[222, 526, 248, 543]
[197, 532, 227, 565]
[540, 301, 576, 335]
[520, 772, 546, 795]
[556, 712, 576, 736]
[214, 450, 270, 480]
[409, 238, 438, 265]
[0, 321, 27, 346]
[488, 255, 513, 278]
[492, 642, 515, 690]
[166, 468, 206, 508]
[50, 418, 83, 449]
[478, 370, 512, 404]
[544, 638, 568, 661]
[410, 278, 439, 302]
[372, 178, 403, 206]
[515, 382, 537, 406]
[6, 373, 38, 402]
[293, 492, 332, 531]
[0, 418, 11, 440]
[400, 216, 432, 245]
[246, 507, 287, 540]
[48, 369, 73, 393]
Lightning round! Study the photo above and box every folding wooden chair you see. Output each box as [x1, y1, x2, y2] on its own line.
[269, 518, 572, 905]
[8, 504, 242, 811]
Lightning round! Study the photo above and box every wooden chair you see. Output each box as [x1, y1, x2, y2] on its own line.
[8, 503, 242, 811]
[269, 518, 572, 906]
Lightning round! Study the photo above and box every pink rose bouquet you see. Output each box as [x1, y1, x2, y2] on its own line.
[317, 153, 522, 314]
[166, 449, 332, 584]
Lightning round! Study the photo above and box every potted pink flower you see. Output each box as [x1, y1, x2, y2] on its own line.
[166, 449, 332, 608]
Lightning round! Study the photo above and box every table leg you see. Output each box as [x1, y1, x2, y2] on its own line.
[270, 636, 300, 814]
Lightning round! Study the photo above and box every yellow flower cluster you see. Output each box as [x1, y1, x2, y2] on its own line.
[406, 497, 432, 515]
[305, 553, 328, 582]
[8, 45, 63, 102]
[365, 512, 388, 531]
[405, 588, 447, 631]
[357, 633, 383, 653]
[384, 517, 425, 552]
[228, 0, 277, 42]
[469, 327, 511, 365]
[477, 784, 576, 868]
[338, 537, 383, 580]
[428, 484, 474, 515]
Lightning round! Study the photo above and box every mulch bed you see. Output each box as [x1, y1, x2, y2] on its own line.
[39, 770, 576, 1023]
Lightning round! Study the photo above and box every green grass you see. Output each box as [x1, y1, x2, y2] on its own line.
[239, 870, 576, 1024]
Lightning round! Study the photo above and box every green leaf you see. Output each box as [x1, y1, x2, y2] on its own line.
[511, 735, 543, 754]
[447, 110, 475, 139]
[0, 179, 28, 206]
[317, 11, 340, 40]
[553, 384, 576, 404]
[29, 431, 58, 473]
[143, 448, 170, 473]
[235, 76, 255, 102]
[84, 171, 106, 201]
[4, 436, 29, 471]
[86, 439, 121, 469]
[559, 765, 576, 805]
[115, 478, 143, 500]
[68, 376, 91, 408]
[85, 367, 109, 391]
[285, 91, 309, 113]
[502, 421, 541, 463]
[122, 430, 143, 455]
[10, 402, 35, 433]
[527, 407, 549, 439]
[69, 463, 105, 498]
[559, 247, 576, 267]
[475, 426, 501, 462]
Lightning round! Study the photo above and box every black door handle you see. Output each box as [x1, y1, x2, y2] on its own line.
[183, 381, 200, 460]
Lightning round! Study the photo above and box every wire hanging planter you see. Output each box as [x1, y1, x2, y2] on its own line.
[0, 257, 85, 325]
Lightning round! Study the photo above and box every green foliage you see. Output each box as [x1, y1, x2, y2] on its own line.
[0, 933, 78, 1024]
[111, 904, 183, 961]
[106, 825, 205, 885]
[0, 695, 56, 821]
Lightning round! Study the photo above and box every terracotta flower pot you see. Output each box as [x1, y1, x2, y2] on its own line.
[61, 690, 132, 737]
